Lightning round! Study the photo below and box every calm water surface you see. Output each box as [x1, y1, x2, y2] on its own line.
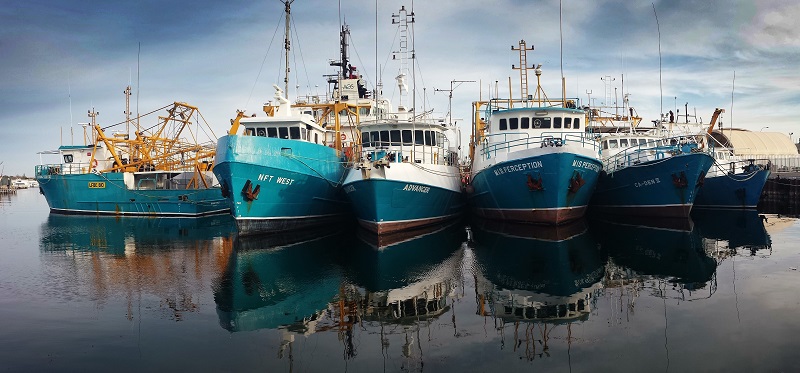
[1, 188, 799, 372]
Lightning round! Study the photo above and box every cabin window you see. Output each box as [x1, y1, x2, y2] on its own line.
[509, 118, 519, 130]
[620, 139, 629, 147]
[609, 139, 619, 148]
[290, 127, 301, 139]
[390, 130, 401, 145]
[602, 141, 609, 150]
[499, 118, 507, 130]
[301, 128, 307, 140]
[402, 130, 413, 144]
[257, 128, 266, 137]
[521, 117, 530, 129]
[380, 131, 390, 147]
[424, 131, 433, 146]
[630, 139, 639, 146]
[245, 128, 255, 136]
[564, 117, 572, 129]
[415, 130, 424, 145]
[362, 131, 370, 147]
[532, 118, 551, 128]
[279, 127, 288, 139]
[63, 154, 74, 163]
[574, 118, 581, 129]
[553, 117, 562, 129]
[371, 131, 381, 147]
[315, 133, 319, 144]
[267, 128, 277, 138]
[359, 107, 371, 116]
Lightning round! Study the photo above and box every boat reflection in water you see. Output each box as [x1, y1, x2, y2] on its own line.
[213, 225, 347, 334]
[338, 222, 466, 369]
[691, 209, 771, 258]
[592, 215, 718, 301]
[40, 214, 236, 255]
[469, 218, 605, 361]
[38, 214, 237, 320]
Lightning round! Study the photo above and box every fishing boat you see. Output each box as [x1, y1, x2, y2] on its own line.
[466, 40, 602, 225]
[689, 109, 771, 209]
[340, 5, 464, 234]
[637, 107, 770, 210]
[213, 2, 376, 236]
[35, 98, 227, 217]
[590, 130, 714, 218]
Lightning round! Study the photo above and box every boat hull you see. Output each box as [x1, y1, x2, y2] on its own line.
[213, 134, 349, 235]
[693, 168, 770, 209]
[35, 171, 227, 217]
[342, 163, 463, 234]
[468, 151, 601, 225]
[591, 153, 714, 218]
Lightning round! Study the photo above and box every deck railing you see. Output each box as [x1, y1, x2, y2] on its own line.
[476, 131, 599, 161]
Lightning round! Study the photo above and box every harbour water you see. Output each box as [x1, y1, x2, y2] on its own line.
[1, 188, 799, 372]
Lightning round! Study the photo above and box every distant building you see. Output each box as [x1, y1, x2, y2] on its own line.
[710, 129, 800, 172]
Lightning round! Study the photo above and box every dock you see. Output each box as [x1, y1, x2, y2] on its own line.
[0, 187, 17, 194]
[759, 172, 800, 214]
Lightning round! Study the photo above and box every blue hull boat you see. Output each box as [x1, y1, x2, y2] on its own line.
[694, 159, 770, 209]
[36, 169, 227, 216]
[35, 102, 227, 217]
[470, 149, 601, 224]
[213, 134, 349, 235]
[591, 134, 714, 218]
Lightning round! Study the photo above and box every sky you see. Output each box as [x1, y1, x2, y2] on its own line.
[2, 0, 799, 177]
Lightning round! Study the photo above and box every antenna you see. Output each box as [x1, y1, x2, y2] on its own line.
[435, 80, 476, 125]
[653, 3, 663, 125]
[729, 70, 735, 132]
[559, 0, 565, 106]
[68, 73, 73, 145]
[136, 42, 141, 138]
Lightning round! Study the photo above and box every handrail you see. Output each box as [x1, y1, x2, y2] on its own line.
[601, 135, 711, 173]
[475, 131, 599, 161]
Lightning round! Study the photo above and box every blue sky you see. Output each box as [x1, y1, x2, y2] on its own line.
[2, 0, 798, 176]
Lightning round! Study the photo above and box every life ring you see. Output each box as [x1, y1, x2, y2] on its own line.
[340, 133, 346, 141]
[91, 159, 98, 169]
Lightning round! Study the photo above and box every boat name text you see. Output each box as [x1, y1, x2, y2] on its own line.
[402, 184, 430, 193]
[571, 159, 600, 173]
[634, 177, 661, 188]
[493, 161, 543, 176]
[88, 182, 106, 189]
[257, 174, 294, 185]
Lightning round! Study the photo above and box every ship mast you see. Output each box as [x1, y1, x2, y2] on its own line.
[391, 5, 413, 114]
[283, 0, 294, 97]
[124, 85, 132, 138]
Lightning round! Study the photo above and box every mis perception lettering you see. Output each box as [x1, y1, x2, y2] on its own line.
[493, 161, 543, 176]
